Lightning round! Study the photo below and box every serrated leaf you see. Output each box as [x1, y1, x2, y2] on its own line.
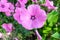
[51, 32, 60, 39]
[47, 10, 58, 26]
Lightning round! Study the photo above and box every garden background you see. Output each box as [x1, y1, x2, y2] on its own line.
[0, 0, 60, 40]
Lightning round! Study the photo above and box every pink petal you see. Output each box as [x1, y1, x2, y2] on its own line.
[21, 18, 33, 30]
[13, 13, 21, 24]
[1, 23, 13, 32]
[42, 0, 56, 10]
[8, 3, 14, 12]
[20, 4, 47, 30]
[0, 2, 11, 12]
[27, 4, 41, 15]
[8, 23, 13, 31]
[13, 8, 26, 24]
[27, 4, 47, 29]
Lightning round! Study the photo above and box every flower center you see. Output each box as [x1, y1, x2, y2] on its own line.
[1, 5, 5, 8]
[31, 15, 36, 20]
[16, 2, 21, 7]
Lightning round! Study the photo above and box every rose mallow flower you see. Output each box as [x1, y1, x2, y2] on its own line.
[0, 0, 7, 3]
[20, 4, 47, 40]
[42, 0, 57, 10]
[20, 4, 47, 30]
[0, 0, 10, 12]
[4, 3, 14, 16]
[0, 0, 14, 16]
[1, 23, 13, 33]
[13, 4, 46, 40]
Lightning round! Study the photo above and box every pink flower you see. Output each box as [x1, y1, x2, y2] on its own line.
[14, 4, 46, 40]
[0, 0, 14, 16]
[8, 3, 14, 12]
[42, 0, 57, 10]
[4, 3, 14, 16]
[5, 12, 12, 16]
[18, 0, 28, 4]
[31, 0, 37, 3]
[0, 1, 10, 12]
[20, 4, 47, 30]
[35, 30, 42, 40]
[20, 4, 47, 40]
[1, 23, 13, 33]
[13, 8, 21, 24]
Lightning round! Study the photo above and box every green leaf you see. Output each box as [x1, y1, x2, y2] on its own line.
[51, 32, 60, 39]
[47, 10, 58, 26]
[39, 0, 45, 4]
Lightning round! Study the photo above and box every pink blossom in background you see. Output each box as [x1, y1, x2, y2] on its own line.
[15, 2, 25, 8]
[5, 12, 12, 16]
[0, 0, 14, 16]
[1, 23, 13, 33]
[4, 3, 14, 16]
[42, 0, 57, 10]
[8, 3, 14, 12]
[31, 0, 37, 3]
[20, 4, 47, 30]
[0, 1, 10, 12]
[20, 4, 47, 40]
[18, 0, 28, 4]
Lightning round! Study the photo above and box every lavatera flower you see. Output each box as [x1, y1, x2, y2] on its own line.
[0, 0, 14, 17]
[0, 0, 9, 12]
[1, 23, 13, 33]
[13, 4, 47, 40]
[20, 4, 47, 30]
[20, 4, 47, 40]
[42, 0, 57, 10]
[15, 1, 25, 8]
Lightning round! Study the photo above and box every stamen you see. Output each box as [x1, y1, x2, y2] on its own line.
[31, 15, 36, 20]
